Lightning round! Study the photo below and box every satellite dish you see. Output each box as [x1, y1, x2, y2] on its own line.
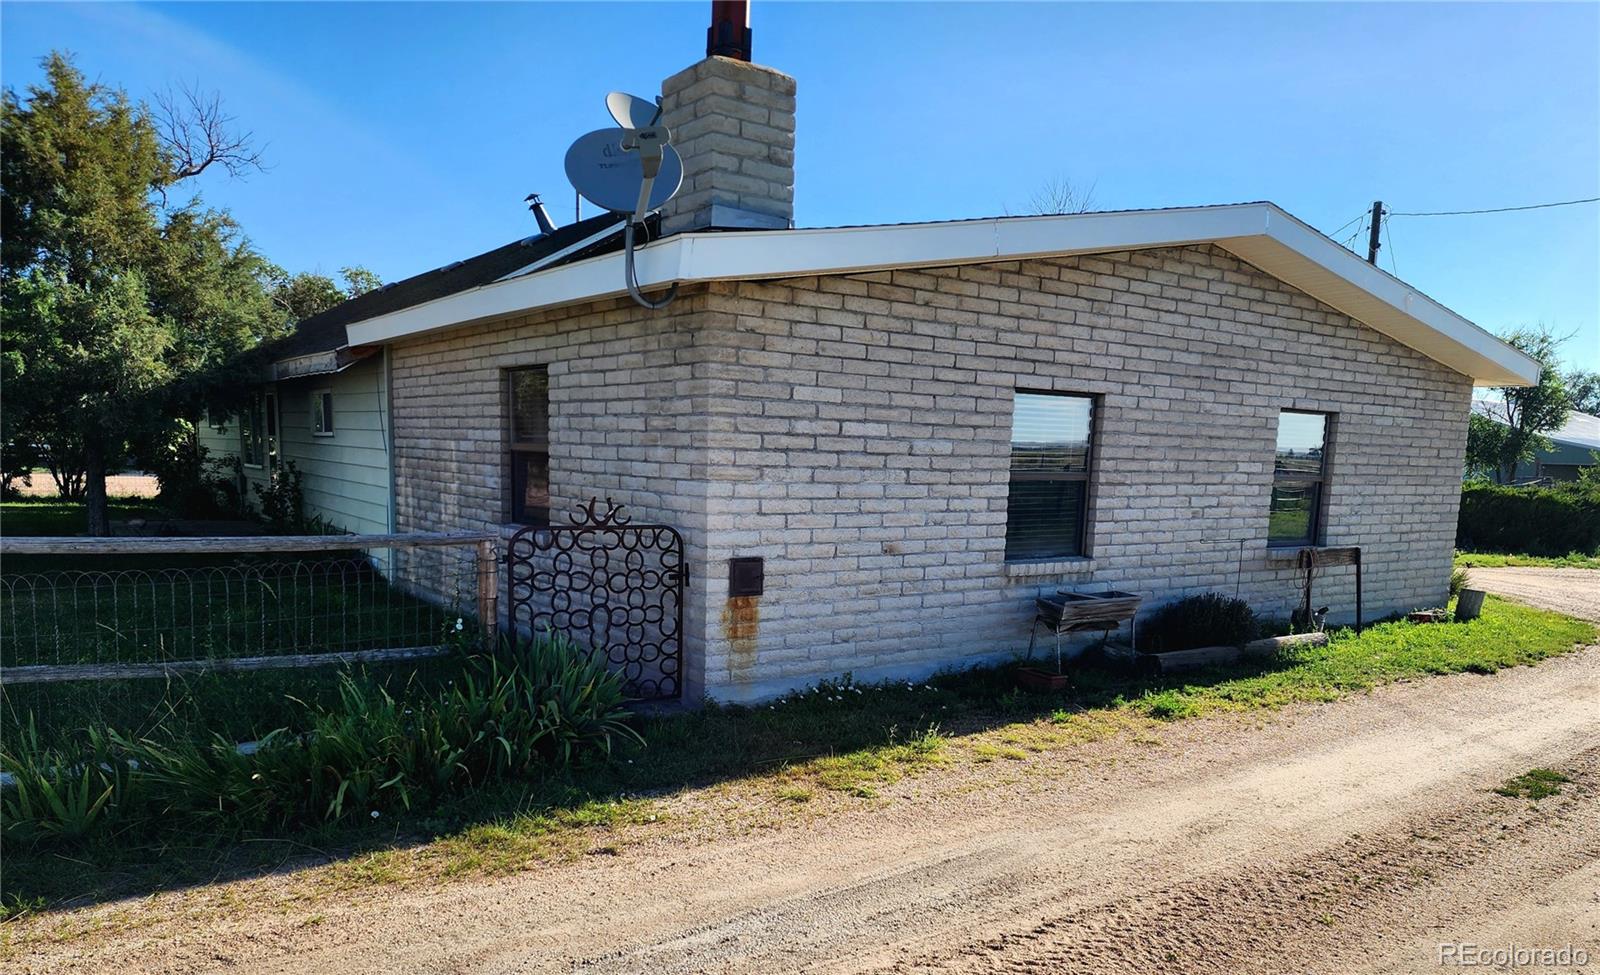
[606, 91, 661, 130]
[564, 128, 683, 216]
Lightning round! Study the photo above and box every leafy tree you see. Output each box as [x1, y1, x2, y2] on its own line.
[1463, 412, 1509, 481]
[1474, 327, 1572, 484]
[264, 264, 383, 324]
[1566, 369, 1600, 416]
[339, 265, 382, 298]
[2, 53, 283, 533]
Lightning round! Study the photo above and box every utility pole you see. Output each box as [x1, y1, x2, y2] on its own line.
[1366, 200, 1384, 265]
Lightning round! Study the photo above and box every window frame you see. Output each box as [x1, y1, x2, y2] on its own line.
[311, 389, 335, 437]
[506, 365, 551, 526]
[1003, 390, 1098, 563]
[240, 394, 266, 469]
[1267, 409, 1333, 548]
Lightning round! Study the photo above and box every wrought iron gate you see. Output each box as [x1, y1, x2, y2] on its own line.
[506, 498, 686, 700]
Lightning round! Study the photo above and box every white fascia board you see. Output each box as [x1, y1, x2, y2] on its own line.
[1252, 208, 1540, 386]
[346, 205, 1270, 345]
[344, 202, 1539, 386]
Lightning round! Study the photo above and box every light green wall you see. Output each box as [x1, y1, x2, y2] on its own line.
[199, 354, 393, 535]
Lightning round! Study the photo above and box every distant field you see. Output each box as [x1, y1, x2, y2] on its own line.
[12, 472, 160, 499]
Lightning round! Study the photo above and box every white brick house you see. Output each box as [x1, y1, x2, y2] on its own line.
[328, 51, 1536, 702]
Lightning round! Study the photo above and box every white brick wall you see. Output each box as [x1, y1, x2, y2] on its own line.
[390, 243, 1472, 703]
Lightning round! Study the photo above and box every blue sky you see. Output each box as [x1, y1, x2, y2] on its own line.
[4, 2, 1598, 372]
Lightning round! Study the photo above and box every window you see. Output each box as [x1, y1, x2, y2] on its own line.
[240, 394, 266, 467]
[1005, 392, 1095, 561]
[312, 390, 335, 436]
[507, 366, 550, 524]
[1268, 410, 1331, 547]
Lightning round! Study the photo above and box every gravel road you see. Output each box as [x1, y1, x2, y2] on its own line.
[14, 636, 1599, 975]
[1468, 566, 1600, 622]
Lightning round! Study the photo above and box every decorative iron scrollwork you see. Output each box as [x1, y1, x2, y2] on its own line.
[506, 497, 685, 700]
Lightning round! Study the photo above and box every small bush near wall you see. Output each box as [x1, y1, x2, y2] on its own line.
[1138, 593, 1259, 653]
[1456, 482, 1600, 557]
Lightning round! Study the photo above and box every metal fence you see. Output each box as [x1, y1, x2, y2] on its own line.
[0, 533, 496, 683]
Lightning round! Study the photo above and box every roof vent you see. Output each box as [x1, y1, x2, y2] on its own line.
[524, 193, 559, 235]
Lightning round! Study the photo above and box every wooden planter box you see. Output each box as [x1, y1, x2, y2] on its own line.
[1037, 590, 1143, 631]
[1136, 632, 1330, 674]
[1016, 666, 1074, 692]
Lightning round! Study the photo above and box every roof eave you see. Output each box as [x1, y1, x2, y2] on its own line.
[344, 203, 1540, 387]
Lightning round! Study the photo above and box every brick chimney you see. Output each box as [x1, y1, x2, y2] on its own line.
[658, 3, 795, 234]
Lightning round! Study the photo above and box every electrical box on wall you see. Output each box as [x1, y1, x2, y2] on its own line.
[728, 557, 764, 597]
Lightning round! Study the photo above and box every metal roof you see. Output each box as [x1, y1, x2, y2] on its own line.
[1474, 399, 1600, 450]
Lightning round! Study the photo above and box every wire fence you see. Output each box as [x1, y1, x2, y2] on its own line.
[0, 532, 497, 743]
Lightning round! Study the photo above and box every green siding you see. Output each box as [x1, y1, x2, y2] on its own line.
[198, 354, 393, 535]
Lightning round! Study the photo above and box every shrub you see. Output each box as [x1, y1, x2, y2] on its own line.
[146, 434, 238, 517]
[1457, 481, 1600, 556]
[0, 633, 640, 847]
[1449, 566, 1469, 599]
[1139, 593, 1258, 653]
[254, 460, 306, 532]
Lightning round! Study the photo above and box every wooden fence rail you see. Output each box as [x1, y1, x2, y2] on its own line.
[0, 532, 493, 556]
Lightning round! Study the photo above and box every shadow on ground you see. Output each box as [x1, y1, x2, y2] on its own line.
[1, 650, 1304, 915]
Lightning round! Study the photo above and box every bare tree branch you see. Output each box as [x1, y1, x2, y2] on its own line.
[1026, 176, 1098, 216]
[154, 83, 265, 183]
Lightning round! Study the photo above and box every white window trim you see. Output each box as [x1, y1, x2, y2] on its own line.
[312, 388, 335, 438]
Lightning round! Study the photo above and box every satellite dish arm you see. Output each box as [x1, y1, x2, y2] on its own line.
[624, 219, 677, 310]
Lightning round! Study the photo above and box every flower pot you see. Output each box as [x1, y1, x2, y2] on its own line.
[1016, 666, 1073, 692]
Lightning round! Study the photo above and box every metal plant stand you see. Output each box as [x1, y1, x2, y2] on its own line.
[1026, 590, 1143, 673]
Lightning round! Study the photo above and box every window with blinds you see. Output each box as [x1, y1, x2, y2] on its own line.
[1004, 392, 1095, 561]
[507, 366, 550, 525]
[1268, 410, 1331, 547]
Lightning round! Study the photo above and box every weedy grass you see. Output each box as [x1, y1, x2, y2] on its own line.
[1494, 767, 1571, 800]
[2, 597, 1592, 917]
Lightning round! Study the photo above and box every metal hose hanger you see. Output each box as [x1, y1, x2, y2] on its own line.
[624, 219, 678, 310]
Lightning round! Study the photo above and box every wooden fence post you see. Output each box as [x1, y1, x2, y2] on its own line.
[477, 538, 499, 646]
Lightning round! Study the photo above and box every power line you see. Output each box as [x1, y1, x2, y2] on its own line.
[1324, 210, 1369, 240]
[1388, 196, 1599, 218]
[1383, 218, 1397, 277]
[1339, 215, 1368, 251]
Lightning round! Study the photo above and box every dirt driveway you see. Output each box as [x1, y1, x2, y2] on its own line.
[14, 637, 1600, 973]
[1468, 566, 1600, 622]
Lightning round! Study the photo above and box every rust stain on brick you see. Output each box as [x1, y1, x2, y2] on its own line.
[721, 595, 760, 677]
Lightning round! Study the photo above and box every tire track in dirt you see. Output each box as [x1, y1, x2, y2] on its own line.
[878, 749, 1600, 974]
[12, 649, 1600, 975]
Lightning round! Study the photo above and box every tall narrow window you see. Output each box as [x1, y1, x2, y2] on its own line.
[1005, 392, 1095, 561]
[240, 394, 266, 468]
[312, 390, 335, 436]
[1269, 410, 1331, 547]
[507, 366, 550, 524]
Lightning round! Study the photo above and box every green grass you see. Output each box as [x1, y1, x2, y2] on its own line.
[1453, 551, 1600, 570]
[1494, 767, 1571, 800]
[3, 597, 1593, 915]
[1, 499, 165, 538]
[1084, 596, 1596, 723]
